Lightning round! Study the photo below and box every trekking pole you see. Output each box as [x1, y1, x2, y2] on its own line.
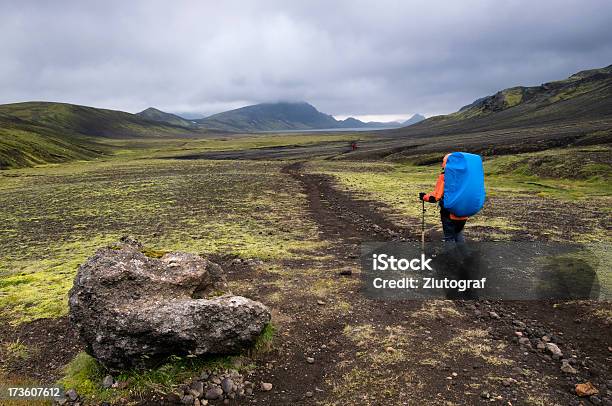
[421, 199, 426, 252]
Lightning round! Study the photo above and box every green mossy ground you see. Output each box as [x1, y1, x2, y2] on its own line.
[57, 322, 274, 404]
[0, 159, 322, 324]
[1, 141, 609, 404]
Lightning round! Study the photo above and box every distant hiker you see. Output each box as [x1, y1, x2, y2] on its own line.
[419, 152, 485, 243]
[351, 141, 358, 151]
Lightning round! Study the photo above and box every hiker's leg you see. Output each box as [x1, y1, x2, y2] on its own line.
[454, 220, 467, 243]
[441, 213, 455, 242]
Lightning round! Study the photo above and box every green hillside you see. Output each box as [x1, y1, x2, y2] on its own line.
[401, 64, 612, 135]
[0, 102, 212, 169]
[0, 102, 199, 138]
[333, 65, 612, 162]
[136, 107, 198, 128]
[0, 114, 109, 169]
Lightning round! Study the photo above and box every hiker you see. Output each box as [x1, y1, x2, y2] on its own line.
[351, 141, 358, 151]
[419, 152, 485, 243]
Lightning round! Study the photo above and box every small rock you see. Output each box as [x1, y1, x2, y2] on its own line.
[489, 311, 500, 320]
[589, 395, 602, 405]
[66, 389, 78, 401]
[306, 357, 315, 364]
[305, 391, 313, 398]
[512, 320, 526, 329]
[205, 387, 223, 400]
[339, 269, 352, 276]
[102, 375, 114, 389]
[502, 378, 515, 387]
[245, 388, 253, 395]
[575, 382, 598, 397]
[514, 331, 523, 337]
[181, 394, 194, 405]
[316, 300, 326, 306]
[542, 335, 551, 342]
[211, 377, 221, 385]
[545, 342, 563, 357]
[261, 382, 273, 391]
[561, 362, 577, 374]
[190, 381, 204, 397]
[519, 337, 531, 346]
[221, 378, 234, 393]
[480, 391, 490, 399]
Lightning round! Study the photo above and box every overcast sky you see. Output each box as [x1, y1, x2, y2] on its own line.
[1, 1, 611, 121]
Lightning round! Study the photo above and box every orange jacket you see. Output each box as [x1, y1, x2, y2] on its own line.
[423, 173, 444, 203]
[423, 172, 468, 221]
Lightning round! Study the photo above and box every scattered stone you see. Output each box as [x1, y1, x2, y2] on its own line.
[221, 378, 234, 394]
[545, 343, 563, 357]
[537, 342, 546, 350]
[575, 382, 598, 397]
[316, 300, 326, 305]
[518, 337, 531, 346]
[305, 391, 313, 398]
[502, 378, 515, 387]
[480, 391, 490, 399]
[589, 395, 602, 405]
[339, 269, 352, 276]
[181, 394, 194, 405]
[512, 320, 526, 330]
[66, 389, 78, 401]
[69, 238, 271, 369]
[261, 382, 273, 392]
[205, 387, 224, 400]
[561, 362, 578, 374]
[190, 381, 204, 398]
[211, 377, 221, 385]
[306, 357, 315, 364]
[102, 375, 114, 389]
[489, 311, 500, 320]
[514, 331, 523, 337]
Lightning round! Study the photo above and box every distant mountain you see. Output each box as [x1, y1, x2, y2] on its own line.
[403, 113, 425, 126]
[439, 64, 612, 125]
[0, 101, 209, 169]
[372, 64, 612, 160]
[136, 107, 196, 128]
[387, 64, 612, 137]
[195, 101, 416, 131]
[0, 102, 203, 138]
[195, 102, 341, 132]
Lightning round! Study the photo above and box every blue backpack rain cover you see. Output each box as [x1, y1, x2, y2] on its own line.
[443, 152, 486, 217]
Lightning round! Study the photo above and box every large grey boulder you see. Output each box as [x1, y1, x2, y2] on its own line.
[68, 237, 271, 370]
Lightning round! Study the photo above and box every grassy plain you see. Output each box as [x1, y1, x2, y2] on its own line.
[0, 137, 610, 404]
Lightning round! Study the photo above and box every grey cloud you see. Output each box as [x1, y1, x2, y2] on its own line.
[1, 0, 611, 117]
